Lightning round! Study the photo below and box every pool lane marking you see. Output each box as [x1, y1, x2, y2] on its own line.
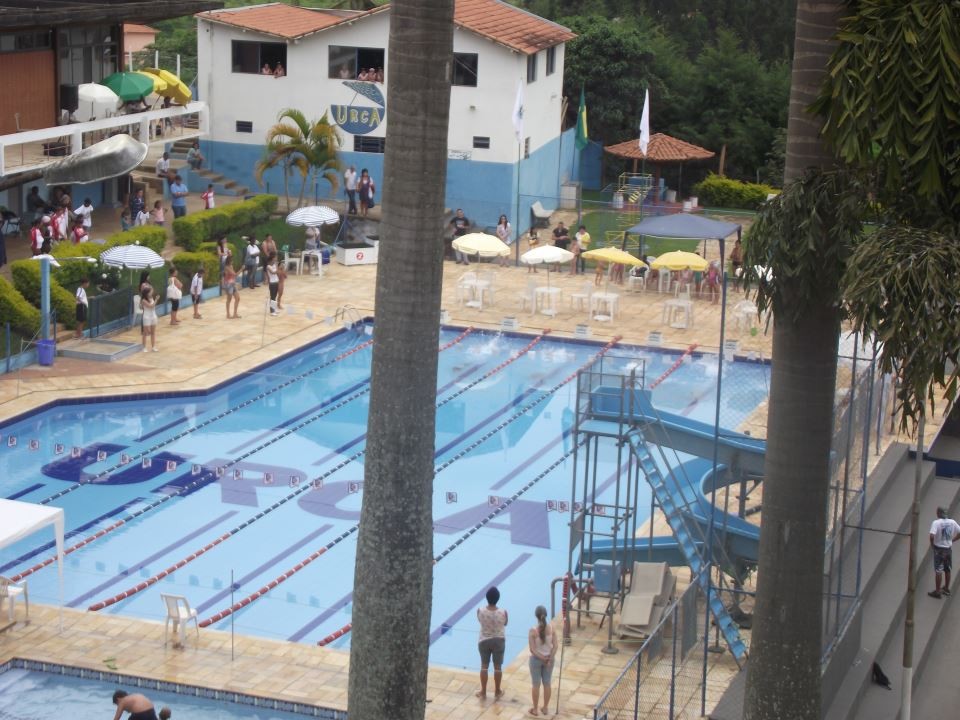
[32, 336, 380, 506]
[38, 329, 474, 509]
[136, 337, 375, 444]
[429, 554, 533, 645]
[198, 524, 354, 627]
[648, 343, 700, 390]
[0, 497, 144, 576]
[66, 510, 239, 608]
[287, 591, 354, 642]
[192, 523, 334, 616]
[4, 483, 44, 500]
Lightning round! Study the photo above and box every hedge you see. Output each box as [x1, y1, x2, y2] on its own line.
[171, 251, 221, 287]
[10, 260, 78, 329]
[0, 276, 41, 337]
[48, 226, 166, 289]
[104, 225, 166, 253]
[172, 194, 278, 251]
[692, 174, 778, 210]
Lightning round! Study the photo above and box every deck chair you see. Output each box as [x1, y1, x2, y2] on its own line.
[0, 209, 21, 236]
[530, 201, 551, 228]
[616, 562, 676, 639]
[281, 245, 302, 275]
[161, 593, 199, 647]
[0, 575, 28, 623]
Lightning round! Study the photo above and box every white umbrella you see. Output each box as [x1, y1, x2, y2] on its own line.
[76, 83, 121, 122]
[521, 245, 574, 288]
[452, 233, 510, 259]
[100, 244, 166, 269]
[286, 206, 340, 226]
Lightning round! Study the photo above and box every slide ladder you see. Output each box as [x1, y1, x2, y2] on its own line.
[625, 427, 748, 662]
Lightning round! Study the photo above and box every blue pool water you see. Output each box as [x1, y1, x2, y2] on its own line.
[0, 327, 769, 669]
[0, 667, 320, 719]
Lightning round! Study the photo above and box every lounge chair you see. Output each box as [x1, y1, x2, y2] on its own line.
[530, 201, 551, 228]
[616, 562, 676, 639]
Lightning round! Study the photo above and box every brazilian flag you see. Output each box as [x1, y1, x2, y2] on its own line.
[575, 86, 588, 151]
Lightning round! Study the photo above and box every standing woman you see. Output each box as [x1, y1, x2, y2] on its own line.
[527, 606, 556, 716]
[216, 236, 230, 283]
[265, 253, 280, 317]
[166, 267, 183, 325]
[495, 214, 512, 267]
[476, 586, 508, 701]
[140, 286, 158, 352]
[261, 234, 278, 274]
[357, 168, 375, 218]
[138, 271, 152, 295]
[223, 262, 240, 319]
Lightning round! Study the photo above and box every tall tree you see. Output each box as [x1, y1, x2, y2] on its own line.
[345, 0, 453, 719]
[742, 2, 845, 718]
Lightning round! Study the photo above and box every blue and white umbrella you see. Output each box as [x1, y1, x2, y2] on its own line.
[286, 205, 340, 227]
[100, 244, 166, 269]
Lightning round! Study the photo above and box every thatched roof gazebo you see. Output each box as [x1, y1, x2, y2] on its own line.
[605, 133, 715, 202]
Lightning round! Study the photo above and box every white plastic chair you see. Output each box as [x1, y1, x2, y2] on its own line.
[518, 279, 537, 313]
[161, 593, 199, 647]
[477, 271, 496, 307]
[456, 271, 477, 306]
[570, 281, 593, 311]
[0, 575, 28, 622]
[282, 247, 302, 276]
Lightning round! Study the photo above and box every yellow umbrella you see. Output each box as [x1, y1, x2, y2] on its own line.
[452, 232, 510, 259]
[134, 70, 167, 94]
[142, 67, 192, 104]
[581, 246, 647, 267]
[650, 250, 708, 271]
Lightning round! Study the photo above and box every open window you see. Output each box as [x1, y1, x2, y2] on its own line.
[232, 40, 287, 75]
[329, 45, 385, 81]
[452, 53, 478, 87]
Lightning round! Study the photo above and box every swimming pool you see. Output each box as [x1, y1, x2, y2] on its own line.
[0, 327, 769, 669]
[0, 661, 333, 719]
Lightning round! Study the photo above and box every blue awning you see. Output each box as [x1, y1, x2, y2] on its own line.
[627, 213, 740, 239]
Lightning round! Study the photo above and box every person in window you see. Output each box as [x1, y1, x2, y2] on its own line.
[375, 67, 384, 83]
[367, 67, 377, 82]
[357, 168, 375, 218]
[261, 63, 273, 75]
[358, 68, 370, 81]
[338, 63, 352, 79]
[273, 62, 286, 78]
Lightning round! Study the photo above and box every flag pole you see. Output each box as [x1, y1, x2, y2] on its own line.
[515, 139, 521, 267]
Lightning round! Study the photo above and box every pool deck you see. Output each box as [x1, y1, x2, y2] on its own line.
[0, 204, 929, 718]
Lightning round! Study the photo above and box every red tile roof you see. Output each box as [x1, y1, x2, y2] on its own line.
[605, 133, 715, 163]
[197, 4, 384, 41]
[454, 0, 575, 54]
[123, 23, 157, 35]
[199, 1, 574, 53]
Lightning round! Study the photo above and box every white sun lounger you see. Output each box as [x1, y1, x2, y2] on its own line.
[616, 561, 677, 639]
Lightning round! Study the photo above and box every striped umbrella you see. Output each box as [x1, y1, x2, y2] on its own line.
[286, 206, 340, 226]
[100, 244, 166, 269]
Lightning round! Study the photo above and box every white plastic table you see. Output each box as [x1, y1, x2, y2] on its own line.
[535, 286, 561, 316]
[591, 292, 619, 322]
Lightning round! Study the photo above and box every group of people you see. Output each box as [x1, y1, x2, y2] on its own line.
[261, 62, 286, 77]
[343, 165, 376, 217]
[26, 185, 96, 255]
[475, 587, 557, 716]
[237, 234, 286, 316]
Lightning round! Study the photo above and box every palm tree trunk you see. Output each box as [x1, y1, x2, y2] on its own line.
[345, 1, 453, 719]
[744, 2, 844, 719]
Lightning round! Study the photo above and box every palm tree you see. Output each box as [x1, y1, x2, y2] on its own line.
[743, 2, 846, 719]
[345, 0, 454, 718]
[253, 109, 342, 210]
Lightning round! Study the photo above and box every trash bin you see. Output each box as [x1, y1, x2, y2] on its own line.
[321, 248, 331, 265]
[37, 339, 56, 367]
[612, 192, 624, 209]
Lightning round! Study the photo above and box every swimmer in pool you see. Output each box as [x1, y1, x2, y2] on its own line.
[112, 690, 159, 720]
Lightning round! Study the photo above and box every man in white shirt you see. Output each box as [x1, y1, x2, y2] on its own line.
[156, 152, 172, 182]
[74, 277, 89, 339]
[929, 507, 960, 598]
[344, 165, 358, 215]
[74, 198, 94, 230]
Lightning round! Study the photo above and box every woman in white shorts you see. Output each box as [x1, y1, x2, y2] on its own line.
[140, 286, 158, 352]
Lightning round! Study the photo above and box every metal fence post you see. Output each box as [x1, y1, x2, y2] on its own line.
[5, 323, 10, 373]
[669, 602, 678, 719]
[633, 652, 642, 720]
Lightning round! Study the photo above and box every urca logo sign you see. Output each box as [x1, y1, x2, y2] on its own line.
[331, 80, 385, 135]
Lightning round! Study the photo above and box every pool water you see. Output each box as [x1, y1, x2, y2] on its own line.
[0, 668, 318, 719]
[0, 327, 769, 669]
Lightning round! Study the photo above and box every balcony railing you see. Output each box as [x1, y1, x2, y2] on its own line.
[0, 101, 209, 177]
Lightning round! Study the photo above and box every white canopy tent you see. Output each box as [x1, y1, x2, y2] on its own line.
[0, 499, 64, 630]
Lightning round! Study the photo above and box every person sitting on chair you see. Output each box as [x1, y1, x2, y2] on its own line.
[186, 142, 205, 170]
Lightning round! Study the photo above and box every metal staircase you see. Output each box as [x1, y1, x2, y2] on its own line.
[625, 427, 748, 662]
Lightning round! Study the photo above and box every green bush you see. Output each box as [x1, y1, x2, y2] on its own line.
[10, 259, 78, 329]
[692, 174, 778, 210]
[171, 251, 221, 287]
[0, 276, 41, 337]
[106, 226, 166, 253]
[172, 194, 279, 251]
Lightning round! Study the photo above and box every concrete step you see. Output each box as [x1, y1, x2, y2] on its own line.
[58, 338, 143, 362]
[824, 462, 959, 720]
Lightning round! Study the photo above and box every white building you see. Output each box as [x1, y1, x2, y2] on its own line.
[196, 0, 577, 232]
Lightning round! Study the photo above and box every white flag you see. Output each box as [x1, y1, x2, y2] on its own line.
[512, 79, 524, 143]
[639, 88, 650, 156]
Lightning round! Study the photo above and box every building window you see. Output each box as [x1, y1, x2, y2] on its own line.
[231, 40, 287, 75]
[329, 45, 385, 81]
[236, 121, 253, 133]
[546, 46, 556, 76]
[452, 53, 478, 87]
[472, 136, 490, 149]
[524, 138, 530, 159]
[354, 136, 385, 153]
[526, 53, 537, 83]
[56, 25, 117, 87]
[0, 31, 53, 53]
